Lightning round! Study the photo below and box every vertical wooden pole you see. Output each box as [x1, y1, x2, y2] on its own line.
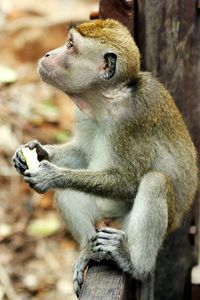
[136, 0, 200, 153]
[99, 0, 135, 35]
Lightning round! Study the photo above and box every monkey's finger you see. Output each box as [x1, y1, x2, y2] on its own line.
[92, 245, 114, 257]
[13, 160, 27, 174]
[36, 145, 49, 161]
[27, 140, 49, 161]
[77, 271, 84, 285]
[73, 269, 83, 284]
[73, 270, 84, 298]
[73, 280, 81, 298]
[24, 178, 45, 194]
[24, 170, 38, 177]
[15, 150, 26, 163]
[27, 183, 46, 194]
[90, 231, 115, 242]
[14, 157, 27, 170]
[24, 176, 36, 184]
[99, 227, 125, 236]
[91, 238, 118, 248]
[27, 140, 39, 150]
[24, 171, 31, 178]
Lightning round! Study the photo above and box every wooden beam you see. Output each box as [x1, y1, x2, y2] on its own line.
[79, 262, 137, 300]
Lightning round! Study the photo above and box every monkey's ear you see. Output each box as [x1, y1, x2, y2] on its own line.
[100, 53, 117, 80]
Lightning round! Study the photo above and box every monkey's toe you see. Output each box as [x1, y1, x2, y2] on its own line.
[73, 270, 84, 297]
[73, 253, 90, 297]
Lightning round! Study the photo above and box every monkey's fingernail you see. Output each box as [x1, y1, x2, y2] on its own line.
[90, 236, 96, 243]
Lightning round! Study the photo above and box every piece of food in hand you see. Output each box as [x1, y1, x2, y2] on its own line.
[22, 147, 40, 171]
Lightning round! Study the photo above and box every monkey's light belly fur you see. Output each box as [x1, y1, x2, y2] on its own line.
[22, 148, 40, 171]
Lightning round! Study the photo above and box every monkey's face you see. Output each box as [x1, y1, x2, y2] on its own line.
[38, 29, 118, 96]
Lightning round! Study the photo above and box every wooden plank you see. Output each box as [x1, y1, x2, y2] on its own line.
[78, 261, 155, 300]
[99, 0, 135, 35]
[79, 262, 132, 300]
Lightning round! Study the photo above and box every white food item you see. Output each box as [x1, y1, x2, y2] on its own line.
[191, 265, 200, 284]
[22, 147, 40, 171]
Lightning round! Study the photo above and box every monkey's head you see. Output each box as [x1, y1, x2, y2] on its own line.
[39, 19, 140, 96]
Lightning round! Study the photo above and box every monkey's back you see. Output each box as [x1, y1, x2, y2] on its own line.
[137, 72, 198, 224]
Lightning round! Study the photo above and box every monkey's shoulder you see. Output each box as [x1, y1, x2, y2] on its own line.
[132, 72, 190, 135]
[132, 72, 173, 106]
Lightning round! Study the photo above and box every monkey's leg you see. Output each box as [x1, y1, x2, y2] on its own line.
[91, 172, 175, 281]
[55, 190, 100, 296]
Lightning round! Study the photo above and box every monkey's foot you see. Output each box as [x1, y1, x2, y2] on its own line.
[90, 227, 129, 266]
[73, 253, 90, 297]
[73, 246, 110, 297]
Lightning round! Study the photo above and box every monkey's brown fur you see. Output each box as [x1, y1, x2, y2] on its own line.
[77, 19, 140, 80]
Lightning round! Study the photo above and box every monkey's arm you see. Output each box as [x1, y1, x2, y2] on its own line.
[43, 143, 88, 169]
[24, 160, 136, 200]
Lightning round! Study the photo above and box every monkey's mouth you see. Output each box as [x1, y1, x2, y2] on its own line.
[38, 59, 67, 92]
[38, 60, 56, 84]
[38, 60, 50, 75]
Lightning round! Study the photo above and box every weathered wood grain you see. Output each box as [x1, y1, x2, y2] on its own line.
[136, 0, 200, 154]
[79, 263, 130, 300]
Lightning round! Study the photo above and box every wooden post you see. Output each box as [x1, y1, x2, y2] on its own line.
[79, 262, 137, 300]
[136, 0, 200, 153]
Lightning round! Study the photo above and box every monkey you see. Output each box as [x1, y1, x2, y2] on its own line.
[13, 19, 198, 298]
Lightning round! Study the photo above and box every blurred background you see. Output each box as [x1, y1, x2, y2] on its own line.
[0, 1, 98, 299]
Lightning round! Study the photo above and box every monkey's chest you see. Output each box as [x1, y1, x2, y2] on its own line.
[88, 133, 110, 170]
[88, 135, 129, 218]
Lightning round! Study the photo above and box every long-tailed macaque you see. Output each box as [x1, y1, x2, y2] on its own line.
[13, 19, 198, 298]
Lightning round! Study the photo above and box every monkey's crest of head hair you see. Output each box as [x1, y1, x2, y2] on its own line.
[76, 19, 141, 81]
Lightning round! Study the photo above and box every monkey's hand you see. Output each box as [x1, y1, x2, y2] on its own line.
[90, 227, 132, 273]
[13, 140, 49, 175]
[73, 252, 90, 297]
[24, 160, 57, 194]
